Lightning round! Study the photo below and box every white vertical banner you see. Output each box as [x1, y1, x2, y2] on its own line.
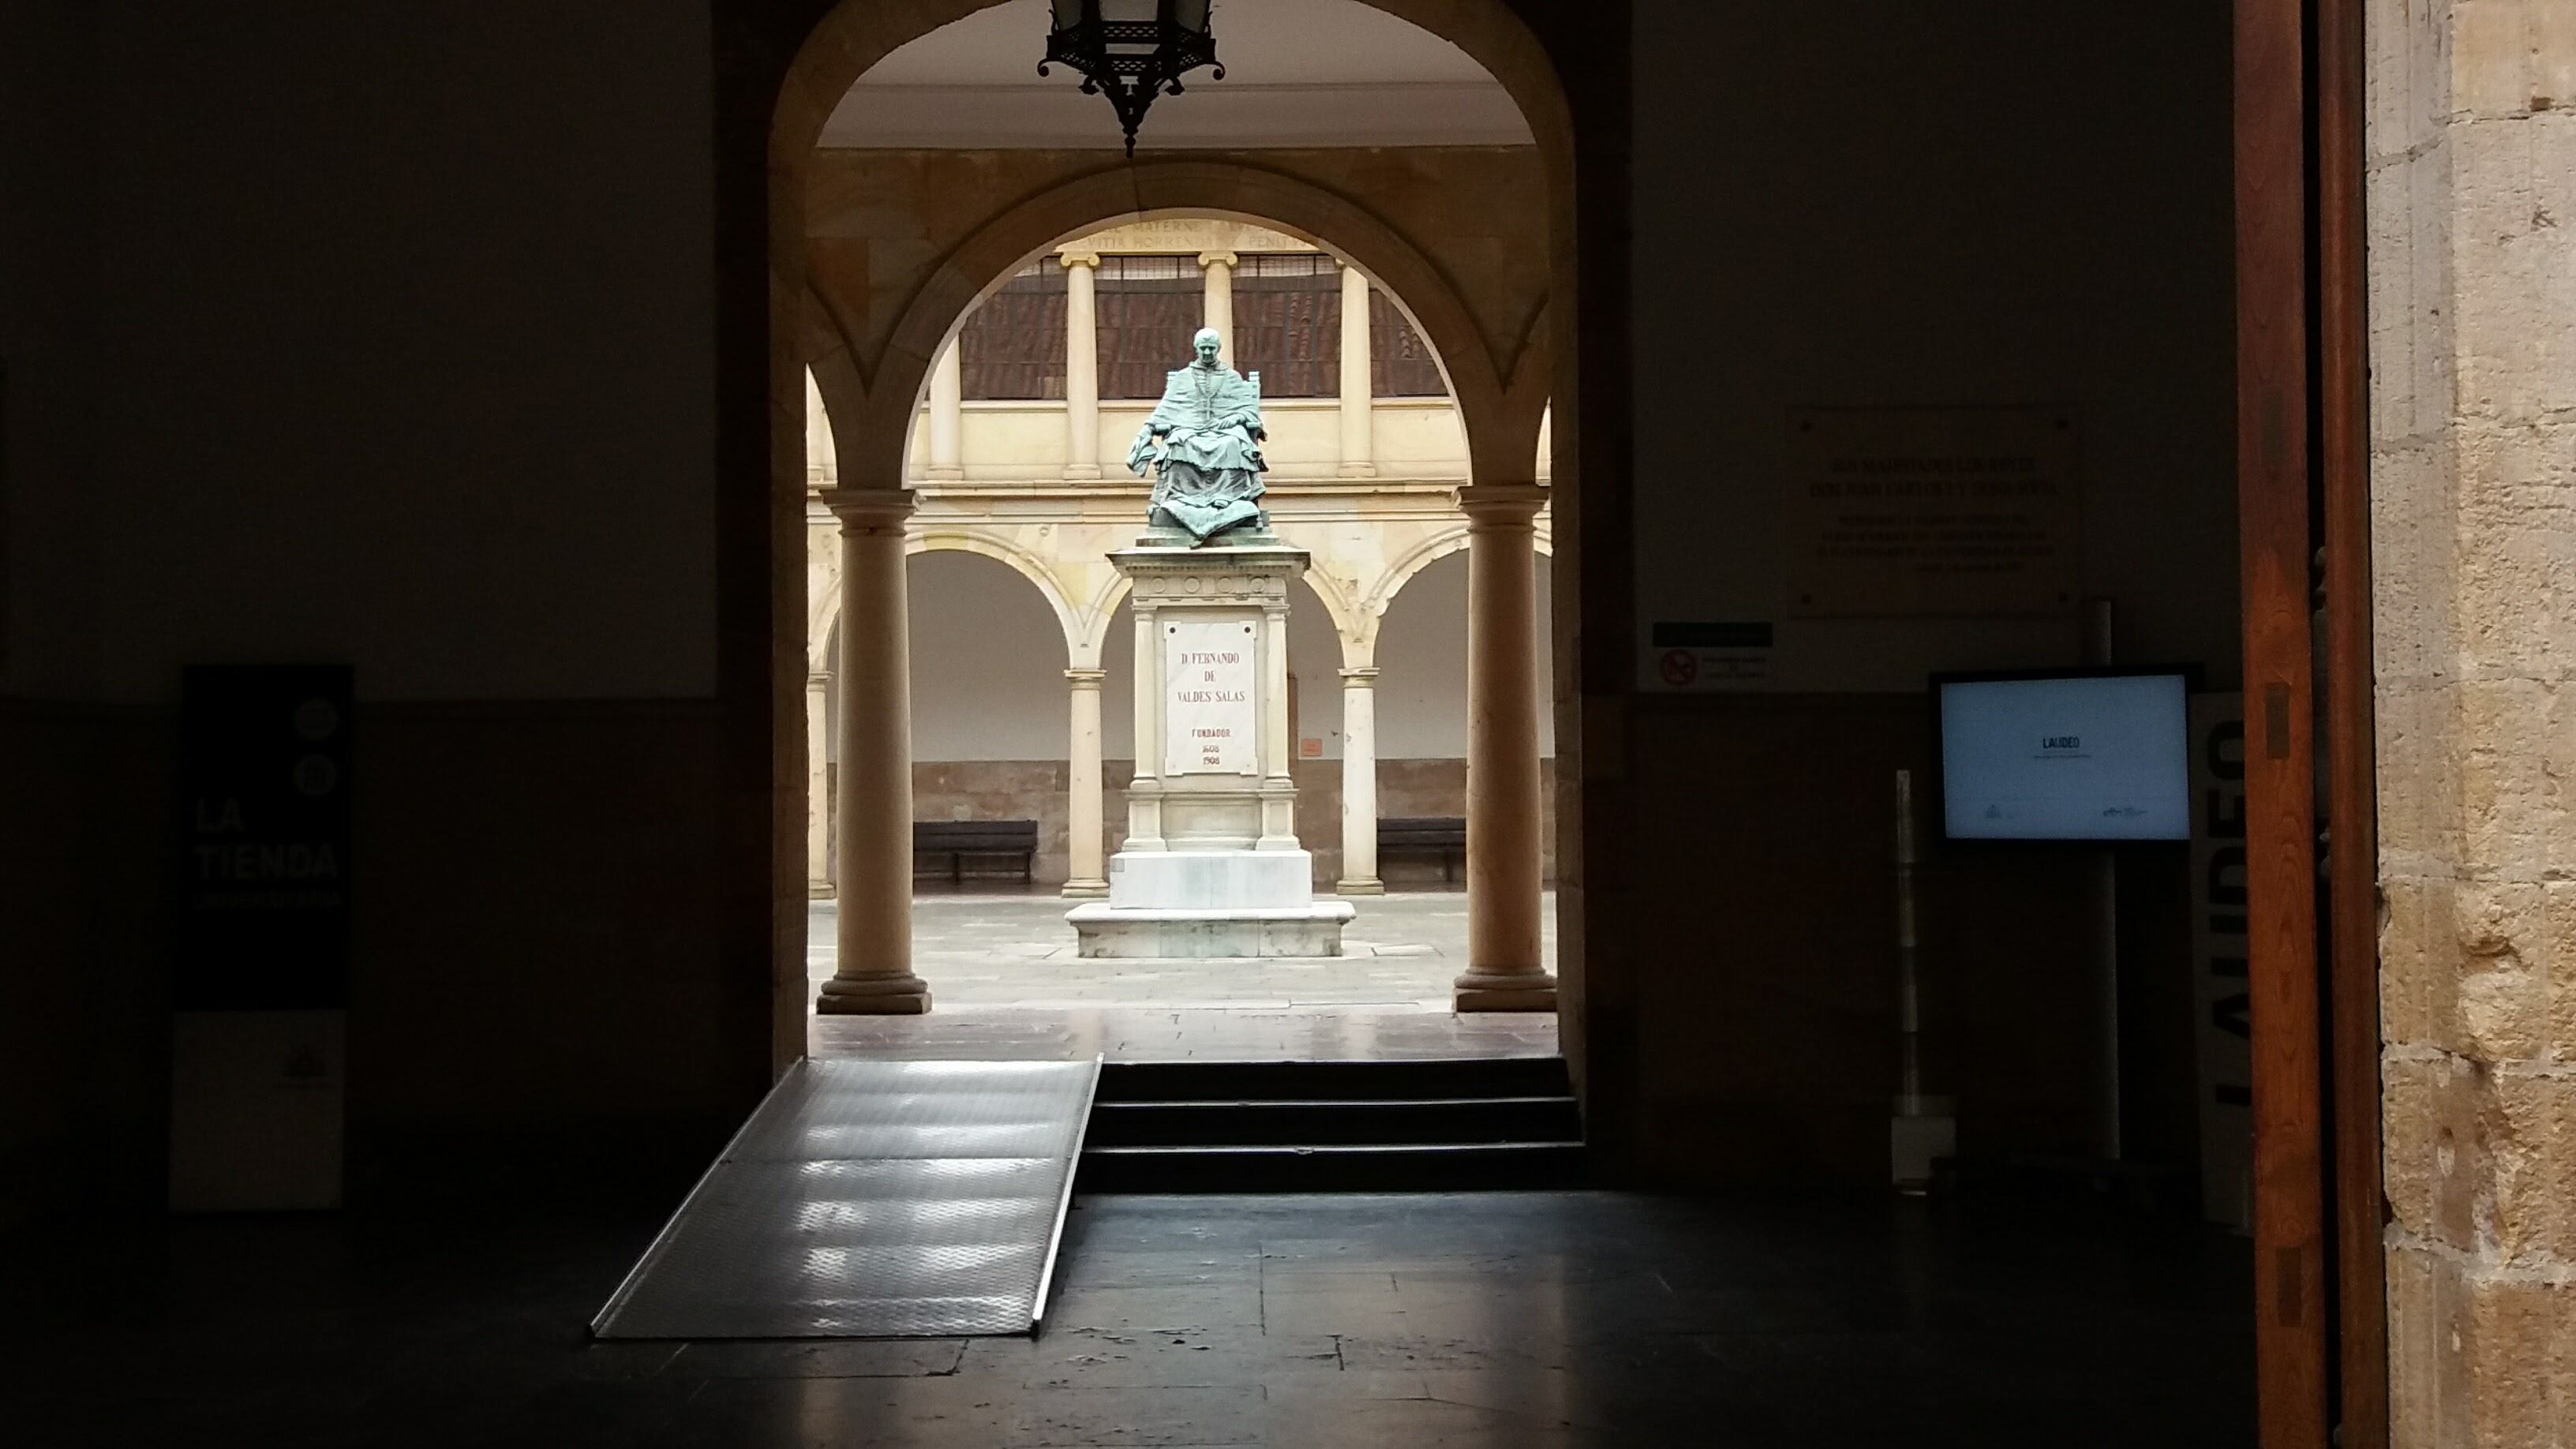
[2188, 691, 2252, 1231]
[1164, 618, 1258, 776]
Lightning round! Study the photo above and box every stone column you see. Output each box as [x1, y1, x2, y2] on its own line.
[1062, 668, 1109, 898]
[1453, 483, 1553, 1011]
[806, 672, 832, 897]
[2370, 8, 2576, 1440]
[1061, 253, 1102, 480]
[1257, 588, 1297, 852]
[1337, 666, 1383, 895]
[926, 337, 964, 481]
[815, 487, 929, 1014]
[1337, 264, 1376, 479]
[1199, 250, 1236, 358]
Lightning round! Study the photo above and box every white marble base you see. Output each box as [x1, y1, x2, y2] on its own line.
[1106, 849, 1314, 909]
[1065, 900, 1356, 959]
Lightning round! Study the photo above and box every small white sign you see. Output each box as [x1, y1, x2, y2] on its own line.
[1165, 619, 1257, 775]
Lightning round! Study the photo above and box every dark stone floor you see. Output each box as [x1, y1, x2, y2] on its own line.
[6, 1185, 2253, 1447]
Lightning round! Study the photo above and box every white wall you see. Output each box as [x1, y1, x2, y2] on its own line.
[1630, 2, 2237, 691]
[908, 550, 1070, 759]
[1373, 552, 1552, 759]
[88, 0, 719, 702]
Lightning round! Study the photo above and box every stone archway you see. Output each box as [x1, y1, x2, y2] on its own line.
[777, 0, 1581, 1024]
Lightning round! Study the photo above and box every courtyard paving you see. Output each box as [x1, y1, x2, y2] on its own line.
[807, 889, 1559, 1061]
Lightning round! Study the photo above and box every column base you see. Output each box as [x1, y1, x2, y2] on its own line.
[1336, 876, 1386, 896]
[1336, 462, 1380, 479]
[1063, 465, 1103, 481]
[807, 880, 835, 900]
[1060, 878, 1110, 900]
[1451, 968, 1556, 1013]
[924, 467, 964, 481]
[814, 974, 933, 1015]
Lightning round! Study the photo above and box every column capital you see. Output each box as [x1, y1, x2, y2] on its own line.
[1059, 249, 1101, 270]
[820, 486, 916, 532]
[1339, 666, 1380, 683]
[1197, 249, 1238, 271]
[1064, 668, 1107, 687]
[1455, 482, 1549, 525]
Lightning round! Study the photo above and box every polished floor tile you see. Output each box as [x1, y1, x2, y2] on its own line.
[7, 1189, 2254, 1447]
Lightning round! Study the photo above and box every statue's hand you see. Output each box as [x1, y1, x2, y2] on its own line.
[1126, 427, 1157, 475]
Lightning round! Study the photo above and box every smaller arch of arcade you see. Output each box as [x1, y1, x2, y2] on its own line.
[1349, 520, 1553, 665]
[905, 529, 1085, 663]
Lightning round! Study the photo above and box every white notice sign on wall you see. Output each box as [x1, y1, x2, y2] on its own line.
[1165, 619, 1258, 776]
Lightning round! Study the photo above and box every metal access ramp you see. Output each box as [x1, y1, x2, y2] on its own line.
[590, 1058, 1099, 1339]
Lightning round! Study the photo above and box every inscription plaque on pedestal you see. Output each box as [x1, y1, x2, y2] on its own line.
[1163, 618, 1257, 776]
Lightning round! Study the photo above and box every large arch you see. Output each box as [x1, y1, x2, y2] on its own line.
[777, 0, 1580, 1035]
[812, 169, 1543, 500]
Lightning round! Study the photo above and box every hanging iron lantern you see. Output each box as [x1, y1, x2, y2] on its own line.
[1040, 0, 1222, 156]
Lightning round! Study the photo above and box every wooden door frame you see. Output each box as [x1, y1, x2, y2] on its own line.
[2233, 0, 2386, 1445]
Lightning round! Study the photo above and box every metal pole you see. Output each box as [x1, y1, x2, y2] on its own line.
[1889, 769, 1951, 1193]
[1896, 769, 1923, 1114]
[2084, 598, 2121, 1160]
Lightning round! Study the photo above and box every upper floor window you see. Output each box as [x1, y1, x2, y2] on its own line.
[1097, 254, 1202, 399]
[1370, 292, 1444, 398]
[958, 262, 1068, 400]
[1232, 253, 1339, 398]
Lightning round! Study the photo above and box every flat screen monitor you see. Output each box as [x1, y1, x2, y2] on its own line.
[1934, 669, 2193, 841]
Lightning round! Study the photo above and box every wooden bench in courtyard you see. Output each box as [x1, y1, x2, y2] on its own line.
[913, 819, 1039, 884]
[1377, 816, 1467, 883]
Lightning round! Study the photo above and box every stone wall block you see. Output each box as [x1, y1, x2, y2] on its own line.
[2371, 443, 2461, 681]
[2408, 0, 2462, 140]
[2384, 874, 2438, 1046]
[2537, 2, 2576, 109]
[2550, 880, 2576, 1050]
[2454, 0, 2535, 119]
[2534, 121, 2576, 397]
[2378, 683, 2467, 874]
[2411, 137, 2463, 441]
[2372, 0, 2432, 161]
[2384, 1054, 2447, 1234]
[2454, 487, 2576, 680]
[2451, 1267, 2576, 1447]
[2384, 1241, 2442, 1447]
[2451, 122, 2544, 421]
[2484, 1072, 2575, 1260]
[2457, 741, 2549, 879]
[2448, 878, 2554, 1061]
[2387, 1051, 2503, 1252]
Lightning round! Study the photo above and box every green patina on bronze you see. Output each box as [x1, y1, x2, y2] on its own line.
[1126, 328, 1269, 545]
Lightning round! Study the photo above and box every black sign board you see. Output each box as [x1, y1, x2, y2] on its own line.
[179, 665, 352, 1011]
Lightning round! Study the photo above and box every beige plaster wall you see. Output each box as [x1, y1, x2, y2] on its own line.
[2369, 2, 2576, 1442]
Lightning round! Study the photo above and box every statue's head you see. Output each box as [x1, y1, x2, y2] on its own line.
[1193, 328, 1222, 365]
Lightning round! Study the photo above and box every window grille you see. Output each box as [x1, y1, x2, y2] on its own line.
[1369, 291, 1445, 397]
[957, 262, 1069, 400]
[1096, 254, 1203, 399]
[1231, 253, 1339, 398]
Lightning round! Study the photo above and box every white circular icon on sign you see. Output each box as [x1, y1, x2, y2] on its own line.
[294, 698, 339, 740]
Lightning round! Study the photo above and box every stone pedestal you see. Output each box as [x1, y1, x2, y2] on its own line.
[1067, 534, 1353, 958]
